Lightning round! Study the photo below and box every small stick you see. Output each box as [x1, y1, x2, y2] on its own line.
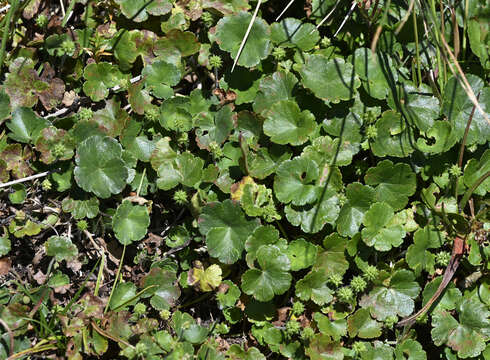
[0, 171, 52, 189]
[312, 0, 341, 33]
[398, 236, 465, 327]
[275, 0, 295, 21]
[232, 0, 262, 73]
[0, 318, 14, 357]
[333, 1, 357, 38]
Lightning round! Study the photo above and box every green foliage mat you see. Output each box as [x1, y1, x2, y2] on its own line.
[0, 0, 488, 359]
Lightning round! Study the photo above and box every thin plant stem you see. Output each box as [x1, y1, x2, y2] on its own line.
[0, 171, 52, 188]
[0, 0, 19, 76]
[104, 244, 126, 313]
[62, 0, 77, 27]
[412, 8, 422, 87]
[461, 0, 469, 59]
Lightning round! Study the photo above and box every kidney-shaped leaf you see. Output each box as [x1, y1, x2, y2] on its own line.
[7, 107, 50, 143]
[215, 12, 271, 68]
[299, 54, 360, 103]
[141, 268, 180, 310]
[270, 18, 320, 51]
[359, 269, 420, 321]
[112, 200, 150, 245]
[274, 157, 319, 206]
[431, 298, 489, 358]
[263, 100, 316, 145]
[74, 135, 129, 199]
[199, 199, 259, 264]
[83, 62, 126, 102]
[364, 160, 416, 211]
[45, 236, 78, 262]
[241, 245, 292, 302]
[361, 202, 406, 251]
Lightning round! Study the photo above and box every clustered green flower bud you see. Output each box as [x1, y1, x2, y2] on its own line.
[42, 179, 52, 191]
[173, 190, 188, 205]
[272, 47, 286, 60]
[76, 220, 88, 231]
[292, 301, 305, 316]
[366, 124, 378, 139]
[35, 14, 48, 28]
[160, 309, 171, 320]
[78, 107, 93, 121]
[301, 327, 315, 340]
[384, 315, 398, 328]
[363, 265, 379, 282]
[337, 286, 353, 303]
[352, 341, 366, 354]
[133, 303, 146, 315]
[53, 143, 66, 158]
[321, 37, 331, 47]
[209, 55, 223, 69]
[60, 40, 76, 56]
[286, 320, 301, 335]
[177, 132, 189, 145]
[350, 275, 367, 293]
[144, 107, 159, 122]
[435, 251, 451, 266]
[449, 164, 462, 177]
[209, 141, 224, 158]
[327, 273, 343, 287]
[201, 12, 214, 27]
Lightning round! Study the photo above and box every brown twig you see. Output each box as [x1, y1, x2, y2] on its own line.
[0, 318, 14, 357]
[398, 236, 465, 327]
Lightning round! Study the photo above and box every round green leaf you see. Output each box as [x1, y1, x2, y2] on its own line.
[395, 339, 427, 360]
[406, 226, 446, 275]
[295, 270, 333, 306]
[353, 47, 398, 99]
[361, 202, 405, 251]
[215, 12, 271, 68]
[337, 183, 376, 237]
[142, 60, 181, 95]
[287, 238, 318, 271]
[45, 236, 78, 262]
[7, 107, 49, 143]
[359, 269, 420, 321]
[347, 308, 382, 339]
[199, 200, 259, 264]
[74, 136, 129, 199]
[274, 157, 319, 206]
[141, 268, 180, 310]
[263, 100, 316, 145]
[112, 200, 150, 245]
[299, 54, 361, 103]
[241, 245, 292, 302]
[431, 298, 489, 358]
[371, 110, 415, 158]
[416, 121, 458, 154]
[364, 160, 417, 211]
[253, 71, 298, 114]
[270, 18, 320, 51]
[285, 189, 340, 233]
[387, 83, 439, 132]
[83, 62, 126, 102]
[116, 0, 171, 22]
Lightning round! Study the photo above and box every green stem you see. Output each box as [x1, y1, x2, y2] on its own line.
[0, 0, 19, 76]
[459, 171, 490, 211]
[412, 9, 422, 87]
[104, 244, 126, 314]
